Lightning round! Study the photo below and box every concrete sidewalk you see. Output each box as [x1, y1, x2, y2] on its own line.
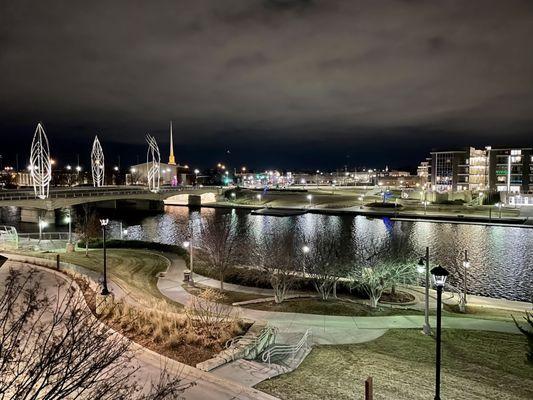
[157, 255, 523, 346]
[1, 257, 280, 400]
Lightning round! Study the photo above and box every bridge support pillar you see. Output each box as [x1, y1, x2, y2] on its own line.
[188, 195, 202, 207]
[20, 207, 55, 224]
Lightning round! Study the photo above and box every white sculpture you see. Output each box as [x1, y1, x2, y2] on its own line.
[91, 135, 105, 187]
[146, 134, 161, 193]
[29, 123, 52, 199]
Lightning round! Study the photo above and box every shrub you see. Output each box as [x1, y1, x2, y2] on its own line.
[78, 239, 187, 256]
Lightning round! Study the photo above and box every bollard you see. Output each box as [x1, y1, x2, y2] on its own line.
[365, 377, 373, 400]
[56, 254, 60, 270]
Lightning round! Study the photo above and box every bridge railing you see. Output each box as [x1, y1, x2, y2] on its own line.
[0, 186, 223, 201]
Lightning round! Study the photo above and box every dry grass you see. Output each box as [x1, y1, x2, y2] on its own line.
[101, 296, 247, 366]
[257, 329, 533, 400]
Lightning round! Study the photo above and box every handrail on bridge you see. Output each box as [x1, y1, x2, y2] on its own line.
[0, 185, 223, 202]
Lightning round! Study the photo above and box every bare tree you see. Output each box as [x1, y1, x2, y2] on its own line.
[304, 229, 350, 301]
[197, 214, 242, 292]
[256, 230, 300, 303]
[349, 238, 416, 308]
[76, 204, 101, 256]
[0, 267, 191, 399]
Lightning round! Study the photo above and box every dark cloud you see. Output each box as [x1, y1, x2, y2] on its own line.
[0, 0, 532, 169]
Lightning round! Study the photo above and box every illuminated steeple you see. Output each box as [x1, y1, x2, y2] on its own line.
[168, 121, 176, 165]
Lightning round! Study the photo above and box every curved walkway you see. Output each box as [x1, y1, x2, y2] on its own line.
[158, 255, 523, 346]
[0, 255, 279, 400]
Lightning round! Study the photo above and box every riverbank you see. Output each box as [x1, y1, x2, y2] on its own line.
[199, 201, 532, 227]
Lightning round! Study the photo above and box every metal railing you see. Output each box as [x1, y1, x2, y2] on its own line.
[225, 325, 277, 350]
[18, 232, 72, 241]
[0, 185, 223, 201]
[261, 329, 311, 365]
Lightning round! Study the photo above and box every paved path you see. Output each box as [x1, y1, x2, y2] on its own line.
[1, 256, 279, 400]
[158, 255, 523, 346]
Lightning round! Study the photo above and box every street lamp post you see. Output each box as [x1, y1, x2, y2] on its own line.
[430, 265, 449, 400]
[307, 194, 312, 208]
[461, 250, 470, 311]
[66, 209, 72, 244]
[38, 217, 48, 243]
[183, 239, 194, 285]
[301, 245, 310, 275]
[358, 195, 364, 209]
[100, 219, 110, 295]
[417, 246, 431, 335]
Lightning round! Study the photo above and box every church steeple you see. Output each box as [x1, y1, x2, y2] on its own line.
[168, 121, 176, 165]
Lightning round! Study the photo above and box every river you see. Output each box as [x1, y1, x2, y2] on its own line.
[2, 205, 532, 302]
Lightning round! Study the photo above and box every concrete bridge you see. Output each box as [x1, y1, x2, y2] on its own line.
[0, 186, 225, 223]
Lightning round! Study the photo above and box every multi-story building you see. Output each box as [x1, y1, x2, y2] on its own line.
[428, 146, 532, 196]
[417, 160, 430, 187]
[456, 147, 489, 192]
[430, 150, 468, 192]
[487, 147, 532, 194]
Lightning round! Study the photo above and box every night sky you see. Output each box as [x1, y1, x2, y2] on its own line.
[1, 0, 533, 171]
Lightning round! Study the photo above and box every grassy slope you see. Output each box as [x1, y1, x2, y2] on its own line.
[27, 249, 171, 304]
[256, 329, 533, 400]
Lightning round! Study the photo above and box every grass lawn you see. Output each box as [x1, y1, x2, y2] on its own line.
[242, 297, 527, 321]
[256, 329, 533, 400]
[242, 298, 425, 317]
[22, 249, 173, 305]
[181, 283, 270, 305]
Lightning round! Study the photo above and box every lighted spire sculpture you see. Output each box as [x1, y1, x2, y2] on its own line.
[168, 121, 176, 165]
[146, 134, 161, 193]
[91, 135, 105, 187]
[29, 122, 52, 199]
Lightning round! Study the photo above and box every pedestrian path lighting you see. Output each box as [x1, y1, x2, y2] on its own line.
[301, 245, 310, 275]
[422, 200, 430, 215]
[495, 202, 502, 218]
[430, 265, 449, 400]
[100, 218, 110, 295]
[307, 194, 312, 207]
[358, 195, 364, 208]
[182, 240, 194, 285]
[417, 247, 431, 335]
[231, 192, 236, 200]
[460, 250, 470, 311]
[256, 194, 262, 202]
[65, 209, 72, 243]
[38, 217, 49, 242]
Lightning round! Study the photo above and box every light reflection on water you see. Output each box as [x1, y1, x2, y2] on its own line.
[109, 206, 533, 302]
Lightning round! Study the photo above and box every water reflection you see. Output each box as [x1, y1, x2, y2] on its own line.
[107, 206, 533, 302]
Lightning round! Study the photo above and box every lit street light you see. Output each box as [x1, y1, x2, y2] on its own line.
[99, 218, 110, 296]
[417, 247, 431, 335]
[495, 202, 502, 218]
[38, 217, 49, 243]
[65, 209, 72, 244]
[301, 245, 310, 275]
[461, 250, 470, 311]
[430, 265, 449, 400]
[182, 240, 194, 285]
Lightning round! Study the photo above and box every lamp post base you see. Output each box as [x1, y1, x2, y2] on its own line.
[96, 292, 114, 315]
